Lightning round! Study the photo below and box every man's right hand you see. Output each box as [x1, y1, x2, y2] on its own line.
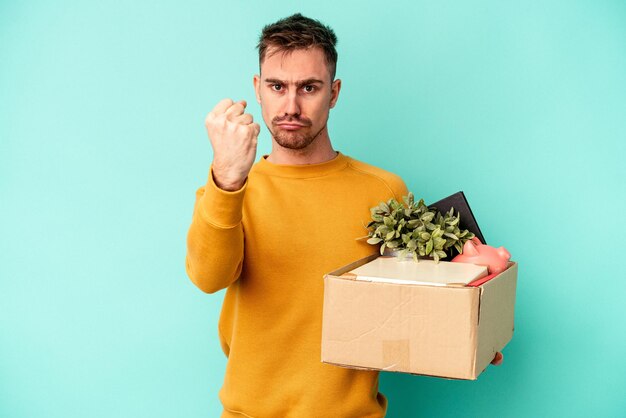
[205, 98, 261, 191]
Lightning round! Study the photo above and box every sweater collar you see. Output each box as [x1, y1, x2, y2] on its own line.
[253, 151, 349, 179]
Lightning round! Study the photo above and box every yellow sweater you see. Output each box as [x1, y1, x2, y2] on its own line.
[186, 152, 407, 418]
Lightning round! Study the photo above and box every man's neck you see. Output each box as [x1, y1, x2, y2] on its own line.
[266, 136, 337, 165]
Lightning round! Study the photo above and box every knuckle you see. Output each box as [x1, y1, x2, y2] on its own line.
[216, 115, 228, 126]
[226, 123, 237, 133]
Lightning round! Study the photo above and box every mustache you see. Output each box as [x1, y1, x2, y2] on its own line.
[272, 115, 312, 126]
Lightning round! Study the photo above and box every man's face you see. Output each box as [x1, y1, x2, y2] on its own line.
[254, 47, 341, 150]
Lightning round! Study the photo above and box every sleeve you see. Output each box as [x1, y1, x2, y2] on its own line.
[185, 168, 246, 293]
[385, 171, 409, 202]
[393, 177, 409, 202]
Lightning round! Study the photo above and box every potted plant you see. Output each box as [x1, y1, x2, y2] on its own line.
[366, 193, 475, 262]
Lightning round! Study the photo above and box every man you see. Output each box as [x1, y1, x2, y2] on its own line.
[186, 13, 501, 418]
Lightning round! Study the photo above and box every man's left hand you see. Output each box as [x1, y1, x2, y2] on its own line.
[491, 352, 503, 366]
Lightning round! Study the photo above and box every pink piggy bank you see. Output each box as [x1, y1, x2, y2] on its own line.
[452, 237, 511, 275]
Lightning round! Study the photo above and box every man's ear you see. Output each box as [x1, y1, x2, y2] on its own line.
[253, 75, 262, 104]
[330, 78, 342, 109]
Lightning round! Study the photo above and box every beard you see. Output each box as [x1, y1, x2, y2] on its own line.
[270, 116, 326, 150]
[272, 127, 326, 150]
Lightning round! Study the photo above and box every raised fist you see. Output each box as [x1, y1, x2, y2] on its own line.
[205, 98, 261, 191]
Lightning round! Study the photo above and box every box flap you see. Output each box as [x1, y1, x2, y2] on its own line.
[474, 263, 518, 375]
[326, 253, 379, 277]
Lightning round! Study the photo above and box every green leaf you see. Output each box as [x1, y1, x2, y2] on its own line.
[420, 212, 435, 222]
[380, 242, 387, 255]
[444, 232, 459, 240]
[386, 230, 396, 240]
[420, 232, 431, 241]
[367, 237, 382, 245]
[436, 250, 447, 259]
[433, 237, 446, 250]
[426, 239, 433, 254]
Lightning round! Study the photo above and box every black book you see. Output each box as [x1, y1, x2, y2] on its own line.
[429, 191, 486, 247]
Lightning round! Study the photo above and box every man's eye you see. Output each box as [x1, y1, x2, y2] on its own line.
[303, 85, 315, 93]
[272, 84, 282, 91]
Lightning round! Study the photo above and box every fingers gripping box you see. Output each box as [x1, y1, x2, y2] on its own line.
[321, 254, 518, 380]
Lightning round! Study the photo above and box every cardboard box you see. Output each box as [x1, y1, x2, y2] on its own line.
[321, 254, 518, 380]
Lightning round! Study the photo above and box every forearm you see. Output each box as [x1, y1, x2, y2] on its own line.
[185, 170, 246, 293]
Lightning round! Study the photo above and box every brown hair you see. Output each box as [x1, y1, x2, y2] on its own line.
[257, 13, 338, 79]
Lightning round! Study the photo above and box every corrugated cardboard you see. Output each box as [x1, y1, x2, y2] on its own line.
[321, 254, 518, 380]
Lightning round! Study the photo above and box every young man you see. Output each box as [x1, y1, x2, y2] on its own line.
[186, 13, 500, 418]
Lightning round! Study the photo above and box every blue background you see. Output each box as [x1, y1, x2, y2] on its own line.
[1, 1, 625, 417]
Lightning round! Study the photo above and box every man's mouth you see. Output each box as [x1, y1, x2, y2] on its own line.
[273, 116, 312, 131]
[275, 123, 307, 130]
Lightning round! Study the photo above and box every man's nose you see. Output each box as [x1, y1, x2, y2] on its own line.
[283, 91, 301, 116]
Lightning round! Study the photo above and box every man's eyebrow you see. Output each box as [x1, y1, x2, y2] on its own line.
[264, 78, 325, 87]
[296, 78, 325, 87]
